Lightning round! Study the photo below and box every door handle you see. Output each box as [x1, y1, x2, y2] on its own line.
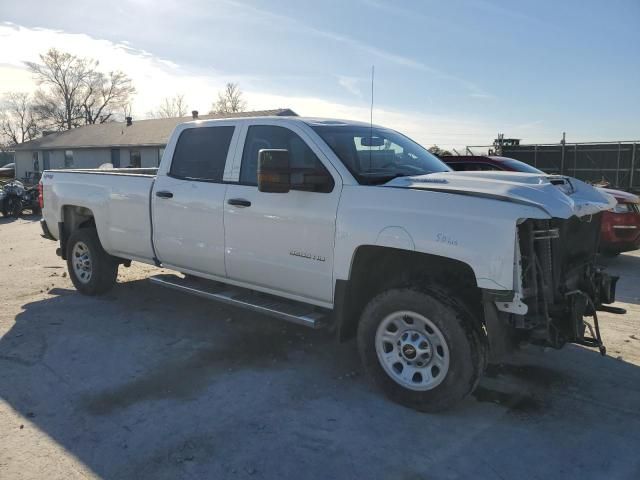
[156, 190, 173, 199]
[227, 198, 251, 207]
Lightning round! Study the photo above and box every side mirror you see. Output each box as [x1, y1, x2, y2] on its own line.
[258, 149, 290, 193]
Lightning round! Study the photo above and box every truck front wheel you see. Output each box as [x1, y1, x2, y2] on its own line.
[357, 288, 487, 412]
[66, 228, 119, 295]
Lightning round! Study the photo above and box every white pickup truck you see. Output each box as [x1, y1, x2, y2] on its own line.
[40, 115, 622, 411]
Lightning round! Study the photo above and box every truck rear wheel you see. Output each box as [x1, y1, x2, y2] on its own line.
[66, 228, 119, 295]
[357, 288, 487, 412]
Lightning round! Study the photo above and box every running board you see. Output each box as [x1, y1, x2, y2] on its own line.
[149, 274, 329, 329]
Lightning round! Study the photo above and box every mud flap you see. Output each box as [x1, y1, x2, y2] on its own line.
[483, 301, 516, 362]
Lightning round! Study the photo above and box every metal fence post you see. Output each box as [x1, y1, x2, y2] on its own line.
[560, 132, 566, 174]
[630, 143, 637, 190]
[616, 142, 621, 187]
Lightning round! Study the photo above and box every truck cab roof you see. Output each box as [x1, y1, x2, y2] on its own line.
[181, 115, 382, 130]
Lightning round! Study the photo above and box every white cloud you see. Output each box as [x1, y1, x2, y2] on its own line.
[0, 22, 546, 149]
[337, 75, 363, 98]
[220, 0, 491, 98]
[245, 90, 504, 149]
[469, 92, 494, 99]
[0, 23, 226, 117]
[0, 64, 35, 92]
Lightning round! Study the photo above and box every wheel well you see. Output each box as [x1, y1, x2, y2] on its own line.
[335, 246, 482, 342]
[59, 205, 96, 259]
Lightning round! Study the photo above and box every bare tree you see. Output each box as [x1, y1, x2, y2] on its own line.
[210, 83, 246, 114]
[0, 92, 40, 148]
[26, 49, 95, 130]
[26, 48, 135, 130]
[82, 70, 136, 124]
[427, 145, 452, 157]
[152, 94, 188, 118]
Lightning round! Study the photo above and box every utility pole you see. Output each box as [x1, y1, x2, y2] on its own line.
[494, 133, 504, 156]
[560, 132, 566, 175]
[630, 143, 637, 190]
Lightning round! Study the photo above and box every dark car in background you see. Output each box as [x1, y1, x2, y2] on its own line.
[441, 155, 640, 256]
[443, 155, 546, 174]
[0, 162, 15, 179]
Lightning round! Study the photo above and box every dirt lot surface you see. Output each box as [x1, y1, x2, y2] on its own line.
[1, 217, 639, 479]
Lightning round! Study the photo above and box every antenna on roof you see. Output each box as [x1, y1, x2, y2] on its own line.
[370, 65, 375, 128]
[369, 65, 375, 169]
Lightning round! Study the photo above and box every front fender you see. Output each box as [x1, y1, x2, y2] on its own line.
[334, 185, 550, 291]
[376, 226, 415, 250]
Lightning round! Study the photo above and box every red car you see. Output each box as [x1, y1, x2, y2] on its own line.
[441, 155, 640, 256]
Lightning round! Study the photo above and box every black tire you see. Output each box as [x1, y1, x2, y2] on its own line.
[66, 228, 119, 295]
[8, 197, 22, 218]
[357, 287, 487, 412]
[0, 197, 8, 217]
[600, 251, 620, 258]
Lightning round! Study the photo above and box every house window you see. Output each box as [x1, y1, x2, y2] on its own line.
[158, 147, 165, 166]
[64, 150, 74, 168]
[130, 150, 141, 168]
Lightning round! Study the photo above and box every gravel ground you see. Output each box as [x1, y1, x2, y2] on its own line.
[1, 217, 639, 480]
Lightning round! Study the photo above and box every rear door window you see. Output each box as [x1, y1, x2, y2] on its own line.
[170, 126, 235, 182]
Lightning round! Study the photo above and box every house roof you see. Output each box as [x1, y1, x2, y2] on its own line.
[14, 109, 298, 151]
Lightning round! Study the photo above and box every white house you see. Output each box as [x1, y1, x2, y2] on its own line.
[13, 109, 297, 183]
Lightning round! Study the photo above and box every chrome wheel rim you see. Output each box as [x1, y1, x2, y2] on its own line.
[72, 241, 92, 284]
[375, 310, 450, 391]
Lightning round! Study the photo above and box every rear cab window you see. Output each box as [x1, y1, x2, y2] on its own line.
[169, 126, 235, 182]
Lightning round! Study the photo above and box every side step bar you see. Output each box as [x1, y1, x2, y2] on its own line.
[149, 274, 330, 329]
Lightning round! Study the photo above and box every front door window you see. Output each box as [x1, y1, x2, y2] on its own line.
[240, 125, 334, 193]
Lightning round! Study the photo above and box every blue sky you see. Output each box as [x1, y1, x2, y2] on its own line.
[1, 0, 638, 148]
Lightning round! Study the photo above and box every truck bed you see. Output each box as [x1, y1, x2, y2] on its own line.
[46, 167, 159, 177]
[41, 168, 158, 263]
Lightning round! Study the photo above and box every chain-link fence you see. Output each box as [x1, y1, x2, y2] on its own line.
[465, 141, 639, 192]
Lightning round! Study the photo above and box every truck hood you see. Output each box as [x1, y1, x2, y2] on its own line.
[383, 171, 617, 219]
[599, 187, 640, 204]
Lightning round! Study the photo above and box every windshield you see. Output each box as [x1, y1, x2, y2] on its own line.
[500, 158, 544, 174]
[311, 125, 450, 184]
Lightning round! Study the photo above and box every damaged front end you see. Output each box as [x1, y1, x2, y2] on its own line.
[514, 213, 621, 355]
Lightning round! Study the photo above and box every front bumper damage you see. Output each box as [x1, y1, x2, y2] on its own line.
[489, 213, 624, 357]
